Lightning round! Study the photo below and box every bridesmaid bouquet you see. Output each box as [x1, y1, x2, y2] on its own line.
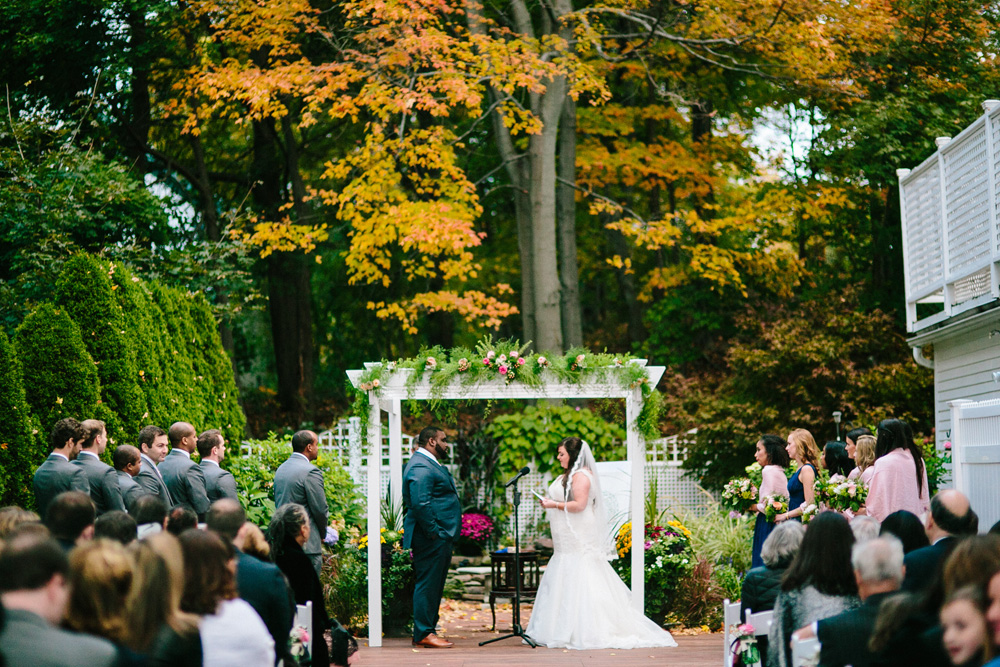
[721, 477, 758, 515]
[761, 495, 788, 523]
[815, 474, 867, 513]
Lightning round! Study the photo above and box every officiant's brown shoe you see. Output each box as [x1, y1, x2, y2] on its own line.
[412, 633, 454, 648]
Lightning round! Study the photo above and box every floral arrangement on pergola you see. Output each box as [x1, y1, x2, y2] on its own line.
[346, 337, 664, 646]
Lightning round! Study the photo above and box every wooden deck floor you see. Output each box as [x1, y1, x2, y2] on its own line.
[350, 602, 721, 666]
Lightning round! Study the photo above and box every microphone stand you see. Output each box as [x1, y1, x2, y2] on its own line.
[479, 475, 536, 648]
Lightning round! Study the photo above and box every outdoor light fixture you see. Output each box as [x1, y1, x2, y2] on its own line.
[833, 411, 842, 441]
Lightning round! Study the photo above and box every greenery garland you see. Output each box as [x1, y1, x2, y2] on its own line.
[349, 336, 663, 442]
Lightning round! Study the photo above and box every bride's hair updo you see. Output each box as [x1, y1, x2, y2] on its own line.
[559, 436, 584, 496]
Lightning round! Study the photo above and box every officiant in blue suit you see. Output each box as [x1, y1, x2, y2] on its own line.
[403, 426, 462, 649]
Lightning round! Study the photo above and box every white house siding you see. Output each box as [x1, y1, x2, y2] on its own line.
[931, 314, 1000, 441]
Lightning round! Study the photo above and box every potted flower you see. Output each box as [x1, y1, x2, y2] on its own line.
[457, 511, 495, 557]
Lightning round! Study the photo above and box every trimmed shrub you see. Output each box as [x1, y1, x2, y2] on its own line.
[151, 283, 207, 426]
[188, 293, 245, 440]
[15, 303, 105, 435]
[109, 265, 175, 428]
[55, 255, 146, 446]
[0, 331, 41, 506]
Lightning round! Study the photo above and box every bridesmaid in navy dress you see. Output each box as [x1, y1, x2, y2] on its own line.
[777, 429, 821, 523]
[751, 435, 790, 568]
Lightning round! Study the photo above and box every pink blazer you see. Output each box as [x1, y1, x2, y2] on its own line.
[866, 448, 930, 522]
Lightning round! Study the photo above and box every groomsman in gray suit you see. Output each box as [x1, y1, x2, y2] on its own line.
[0, 533, 117, 667]
[73, 419, 125, 516]
[274, 430, 329, 574]
[160, 422, 211, 521]
[113, 444, 147, 511]
[135, 425, 173, 507]
[198, 429, 238, 502]
[33, 418, 90, 519]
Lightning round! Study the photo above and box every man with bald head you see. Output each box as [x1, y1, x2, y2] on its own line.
[158, 421, 210, 521]
[274, 430, 328, 574]
[901, 488, 975, 593]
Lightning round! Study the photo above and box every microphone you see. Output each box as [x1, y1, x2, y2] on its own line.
[505, 466, 530, 487]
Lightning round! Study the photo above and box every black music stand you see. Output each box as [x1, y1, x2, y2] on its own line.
[479, 476, 536, 648]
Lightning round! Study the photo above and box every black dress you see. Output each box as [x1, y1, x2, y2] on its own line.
[275, 541, 330, 667]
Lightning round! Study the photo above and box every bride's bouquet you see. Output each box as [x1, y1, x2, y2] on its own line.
[760, 495, 788, 523]
[721, 477, 758, 516]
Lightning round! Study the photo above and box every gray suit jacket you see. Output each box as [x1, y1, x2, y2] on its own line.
[135, 453, 173, 507]
[201, 460, 238, 502]
[0, 608, 118, 667]
[73, 452, 126, 515]
[274, 453, 328, 556]
[32, 454, 90, 519]
[158, 449, 210, 518]
[116, 470, 147, 511]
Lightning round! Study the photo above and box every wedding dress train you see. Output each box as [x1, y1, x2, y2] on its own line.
[524, 468, 677, 650]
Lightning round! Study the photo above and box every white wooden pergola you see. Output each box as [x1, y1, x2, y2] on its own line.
[346, 360, 665, 647]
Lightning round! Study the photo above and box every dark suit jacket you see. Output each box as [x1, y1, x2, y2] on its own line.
[274, 453, 328, 557]
[201, 460, 238, 502]
[235, 549, 295, 666]
[158, 449, 210, 518]
[116, 471, 146, 511]
[32, 454, 90, 518]
[135, 453, 173, 507]
[74, 451, 125, 515]
[0, 608, 118, 667]
[818, 591, 895, 667]
[275, 542, 330, 667]
[402, 451, 461, 548]
[902, 536, 957, 593]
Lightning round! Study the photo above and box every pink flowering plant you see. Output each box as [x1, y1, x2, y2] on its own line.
[457, 511, 495, 556]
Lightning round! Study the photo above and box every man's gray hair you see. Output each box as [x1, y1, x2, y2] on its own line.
[761, 521, 805, 568]
[851, 515, 881, 545]
[851, 535, 905, 584]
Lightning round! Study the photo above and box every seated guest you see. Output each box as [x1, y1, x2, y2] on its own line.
[767, 512, 861, 667]
[793, 536, 905, 667]
[64, 539, 145, 665]
[130, 494, 168, 539]
[0, 507, 40, 539]
[179, 529, 274, 667]
[742, 522, 805, 665]
[113, 445, 147, 512]
[824, 441, 854, 478]
[903, 489, 974, 594]
[881, 510, 930, 554]
[941, 586, 992, 667]
[45, 491, 95, 552]
[166, 506, 198, 536]
[241, 523, 272, 561]
[270, 503, 331, 667]
[207, 499, 295, 667]
[128, 533, 202, 666]
[984, 570, 1000, 665]
[94, 511, 138, 545]
[0, 533, 118, 667]
[852, 515, 881, 544]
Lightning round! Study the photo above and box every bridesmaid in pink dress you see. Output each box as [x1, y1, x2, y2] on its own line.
[751, 435, 790, 568]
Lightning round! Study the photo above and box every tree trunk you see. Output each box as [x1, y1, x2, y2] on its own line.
[558, 94, 583, 348]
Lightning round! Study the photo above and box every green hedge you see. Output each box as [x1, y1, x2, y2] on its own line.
[55, 255, 146, 446]
[0, 331, 41, 507]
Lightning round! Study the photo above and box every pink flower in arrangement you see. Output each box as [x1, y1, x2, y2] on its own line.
[738, 624, 755, 635]
[944, 441, 952, 450]
[483, 358, 491, 366]
[644, 541, 653, 550]
[510, 351, 519, 359]
[499, 365, 509, 375]
[516, 357, 525, 366]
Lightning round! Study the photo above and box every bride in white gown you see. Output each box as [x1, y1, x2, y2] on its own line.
[525, 437, 677, 650]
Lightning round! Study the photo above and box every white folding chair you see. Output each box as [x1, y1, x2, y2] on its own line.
[791, 635, 820, 667]
[723, 597, 741, 666]
[296, 601, 313, 660]
[746, 608, 774, 637]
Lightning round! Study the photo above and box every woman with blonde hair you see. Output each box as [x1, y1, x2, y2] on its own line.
[777, 429, 820, 522]
[848, 435, 877, 484]
[65, 539, 138, 660]
[129, 532, 202, 665]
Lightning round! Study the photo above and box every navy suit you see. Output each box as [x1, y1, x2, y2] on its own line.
[402, 450, 461, 642]
[201, 460, 238, 502]
[235, 549, 295, 666]
[817, 591, 895, 667]
[74, 451, 125, 515]
[33, 454, 90, 518]
[158, 449, 210, 519]
[901, 536, 957, 593]
[135, 453, 173, 507]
